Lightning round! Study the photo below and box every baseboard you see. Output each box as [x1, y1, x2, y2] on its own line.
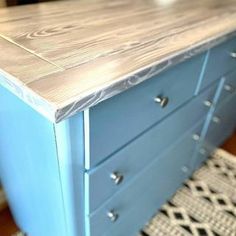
[0, 188, 7, 210]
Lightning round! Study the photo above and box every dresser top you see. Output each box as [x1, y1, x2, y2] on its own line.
[1, 0, 236, 122]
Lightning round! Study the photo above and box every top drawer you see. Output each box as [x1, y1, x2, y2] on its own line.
[198, 37, 236, 91]
[88, 53, 206, 169]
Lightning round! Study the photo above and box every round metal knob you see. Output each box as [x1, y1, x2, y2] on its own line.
[181, 166, 189, 174]
[204, 100, 212, 107]
[224, 84, 234, 92]
[230, 52, 236, 58]
[107, 210, 119, 222]
[110, 172, 124, 185]
[154, 96, 169, 108]
[192, 133, 200, 141]
[199, 148, 207, 155]
[212, 116, 221, 124]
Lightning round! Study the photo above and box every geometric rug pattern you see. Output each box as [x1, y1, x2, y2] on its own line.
[141, 149, 236, 236]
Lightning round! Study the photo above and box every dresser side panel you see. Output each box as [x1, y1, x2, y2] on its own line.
[54, 112, 86, 236]
[0, 83, 67, 236]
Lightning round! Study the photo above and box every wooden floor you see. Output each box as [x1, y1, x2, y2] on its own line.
[221, 132, 236, 155]
[0, 132, 235, 236]
[0, 207, 19, 236]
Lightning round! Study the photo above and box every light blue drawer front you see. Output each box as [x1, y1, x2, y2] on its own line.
[205, 93, 236, 151]
[218, 69, 236, 106]
[88, 53, 207, 168]
[199, 37, 236, 91]
[85, 120, 204, 236]
[85, 81, 218, 213]
[192, 93, 236, 170]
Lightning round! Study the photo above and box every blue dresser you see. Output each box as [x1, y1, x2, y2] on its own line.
[0, 34, 236, 236]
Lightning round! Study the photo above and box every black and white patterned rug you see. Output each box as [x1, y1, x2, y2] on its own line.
[140, 149, 236, 236]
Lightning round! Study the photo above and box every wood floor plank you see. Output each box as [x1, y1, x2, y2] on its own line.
[222, 132, 236, 156]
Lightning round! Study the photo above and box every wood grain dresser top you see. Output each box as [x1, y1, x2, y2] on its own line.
[1, 0, 236, 122]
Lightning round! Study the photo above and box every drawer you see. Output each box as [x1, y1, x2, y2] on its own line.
[192, 93, 236, 169]
[198, 37, 236, 91]
[193, 93, 236, 170]
[85, 81, 218, 213]
[218, 70, 236, 106]
[205, 93, 236, 150]
[87, 53, 207, 168]
[85, 120, 205, 236]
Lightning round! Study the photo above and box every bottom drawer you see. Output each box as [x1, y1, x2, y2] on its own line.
[85, 120, 204, 236]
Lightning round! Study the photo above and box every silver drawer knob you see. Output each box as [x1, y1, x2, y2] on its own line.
[224, 84, 234, 92]
[192, 133, 200, 141]
[110, 172, 124, 185]
[107, 210, 119, 222]
[199, 148, 207, 155]
[212, 116, 221, 124]
[181, 166, 189, 173]
[230, 52, 236, 58]
[154, 96, 169, 108]
[204, 100, 212, 107]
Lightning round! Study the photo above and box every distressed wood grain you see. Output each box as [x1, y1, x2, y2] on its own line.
[1, 0, 236, 122]
[0, 37, 62, 84]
